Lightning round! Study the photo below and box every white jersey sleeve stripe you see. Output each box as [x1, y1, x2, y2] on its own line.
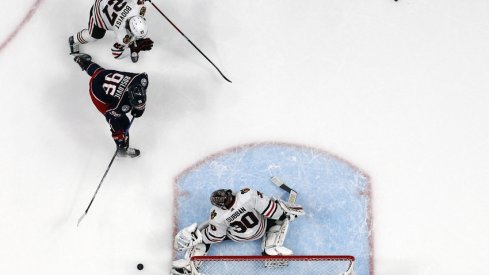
[88, 18, 95, 34]
[94, 0, 108, 29]
[261, 200, 273, 215]
[262, 200, 277, 218]
[202, 228, 225, 243]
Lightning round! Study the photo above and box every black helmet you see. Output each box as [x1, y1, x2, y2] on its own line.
[127, 73, 148, 109]
[210, 189, 234, 210]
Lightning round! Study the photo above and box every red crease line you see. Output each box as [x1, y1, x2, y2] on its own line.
[0, 0, 44, 53]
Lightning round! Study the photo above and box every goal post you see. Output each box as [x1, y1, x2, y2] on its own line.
[191, 255, 355, 275]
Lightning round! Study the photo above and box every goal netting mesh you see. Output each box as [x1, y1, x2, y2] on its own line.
[191, 255, 355, 275]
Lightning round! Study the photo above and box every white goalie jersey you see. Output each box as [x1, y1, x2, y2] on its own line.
[202, 188, 286, 244]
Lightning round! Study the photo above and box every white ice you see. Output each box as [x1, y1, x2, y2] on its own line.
[1, 0, 489, 274]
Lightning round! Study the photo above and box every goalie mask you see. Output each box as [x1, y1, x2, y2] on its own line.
[127, 16, 148, 39]
[127, 74, 148, 109]
[210, 189, 235, 210]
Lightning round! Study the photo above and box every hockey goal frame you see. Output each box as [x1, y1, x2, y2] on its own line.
[191, 255, 355, 275]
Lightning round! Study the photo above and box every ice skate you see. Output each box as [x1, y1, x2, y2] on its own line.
[69, 35, 79, 55]
[117, 147, 140, 158]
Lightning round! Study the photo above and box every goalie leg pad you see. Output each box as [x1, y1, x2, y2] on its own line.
[171, 243, 208, 275]
[185, 242, 208, 269]
[262, 223, 293, 256]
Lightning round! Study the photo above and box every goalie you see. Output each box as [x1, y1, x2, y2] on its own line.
[171, 188, 305, 275]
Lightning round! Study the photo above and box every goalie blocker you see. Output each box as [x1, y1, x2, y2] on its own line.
[171, 187, 305, 275]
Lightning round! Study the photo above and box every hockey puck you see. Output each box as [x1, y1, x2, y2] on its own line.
[137, 263, 144, 270]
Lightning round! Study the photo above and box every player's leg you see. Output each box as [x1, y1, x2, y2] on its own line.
[69, 7, 106, 54]
[261, 219, 293, 256]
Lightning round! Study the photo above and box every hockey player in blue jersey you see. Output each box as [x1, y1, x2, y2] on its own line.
[73, 53, 148, 157]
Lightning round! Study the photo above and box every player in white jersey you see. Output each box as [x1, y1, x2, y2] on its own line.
[69, 0, 153, 62]
[171, 188, 305, 275]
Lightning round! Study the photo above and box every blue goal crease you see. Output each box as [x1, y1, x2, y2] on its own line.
[174, 143, 372, 275]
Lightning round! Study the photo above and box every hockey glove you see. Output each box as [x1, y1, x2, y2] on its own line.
[131, 107, 145, 118]
[112, 130, 129, 149]
[174, 223, 203, 251]
[130, 38, 154, 54]
[277, 200, 305, 222]
[74, 54, 92, 71]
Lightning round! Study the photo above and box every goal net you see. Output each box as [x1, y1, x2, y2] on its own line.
[191, 255, 355, 275]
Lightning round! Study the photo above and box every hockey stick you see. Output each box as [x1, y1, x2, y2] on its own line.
[147, 0, 232, 83]
[270, 176, 297, 205]
[77, 117, 136, 226]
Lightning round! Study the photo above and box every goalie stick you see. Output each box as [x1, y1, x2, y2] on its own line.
[270, 176, 297, 205]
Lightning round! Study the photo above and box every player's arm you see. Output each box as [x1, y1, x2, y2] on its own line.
[252, 189, 304, 221]
[105, 110, 130, 148]
[249, 189, 285, 220]
[111, 42, 130, 59]
[73, 54, 104, 76]
[201, 222, 226, 245]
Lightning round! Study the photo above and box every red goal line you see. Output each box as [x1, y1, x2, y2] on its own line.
[192, 255, 355, 262]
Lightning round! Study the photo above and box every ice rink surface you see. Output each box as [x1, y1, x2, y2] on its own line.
[1, 0, 489, 274]
[175, 143, 371, 273]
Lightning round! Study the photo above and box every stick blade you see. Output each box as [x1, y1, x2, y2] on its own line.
[77, 213, 87, 227]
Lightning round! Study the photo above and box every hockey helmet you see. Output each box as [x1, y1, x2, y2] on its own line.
[128, 16, 148, 39]
[210, 189, 235, 210]
[127, 73, 148, 109]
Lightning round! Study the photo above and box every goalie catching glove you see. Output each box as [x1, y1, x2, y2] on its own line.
[174, 223, 203, 251]
[278, 199, 305, 221]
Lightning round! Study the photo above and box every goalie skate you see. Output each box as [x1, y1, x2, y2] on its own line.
[117, 147, 140, 158]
